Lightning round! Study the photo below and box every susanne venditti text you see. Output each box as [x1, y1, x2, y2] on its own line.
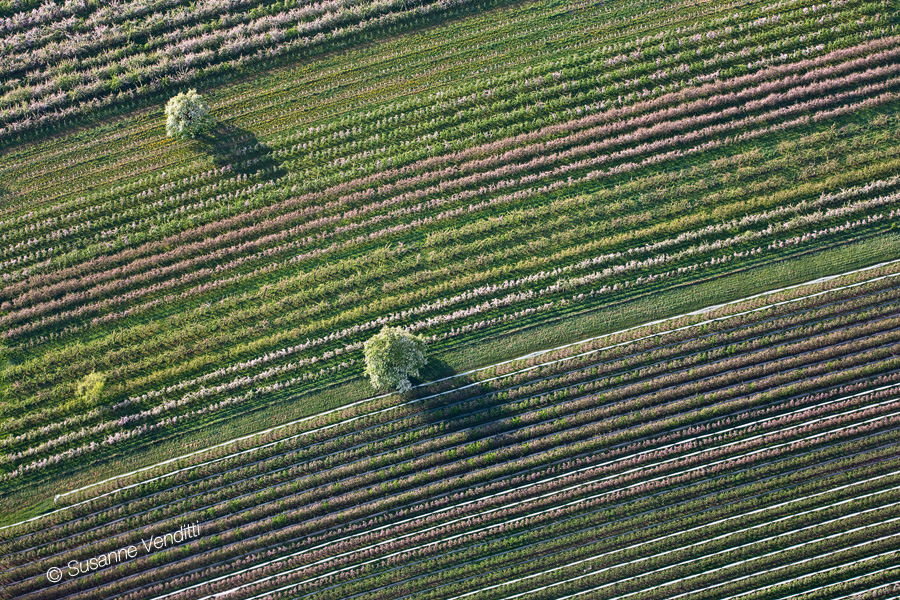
[47, 522, 201, 582]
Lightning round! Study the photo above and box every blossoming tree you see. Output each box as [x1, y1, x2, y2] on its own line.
[363, 326, 428, 393]
[165, 90, 213, 139]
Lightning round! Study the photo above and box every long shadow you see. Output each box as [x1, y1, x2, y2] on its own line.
[417, 357, 457, 382]
[411, 357, 517, 443]
[198, 123, 286, 180]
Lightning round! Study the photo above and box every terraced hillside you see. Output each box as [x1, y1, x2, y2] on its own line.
[2, 260, 900, 599]
[2, 0, 900, 521]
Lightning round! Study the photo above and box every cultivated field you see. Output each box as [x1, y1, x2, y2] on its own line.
[0, 0, 507, 141]
[1, 0, 900, 597]
[2, 0, 900, 518]
[2, 261, 900, 599]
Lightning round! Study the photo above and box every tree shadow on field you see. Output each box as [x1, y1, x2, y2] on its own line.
[198, 123, 286, 180]
[418, 357, 457, 382]
[412, 357, 512, 442]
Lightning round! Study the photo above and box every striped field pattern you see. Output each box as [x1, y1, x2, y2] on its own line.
[2, 0, 900, 596]
[2, 260, 900, 599]
[2, 0, 900, 505]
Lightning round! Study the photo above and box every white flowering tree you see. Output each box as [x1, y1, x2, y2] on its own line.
[363, 326, 428, 393]
[165, 89, 213, 139]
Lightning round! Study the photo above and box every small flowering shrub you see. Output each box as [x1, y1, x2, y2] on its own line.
[363, 327, 428, 393]
[165, 90, 213, 139]
[72, 372, 106, 410]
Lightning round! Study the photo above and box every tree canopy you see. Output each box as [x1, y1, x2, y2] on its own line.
[165, 89, 213, 139]
[363, 327, 428, 393]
